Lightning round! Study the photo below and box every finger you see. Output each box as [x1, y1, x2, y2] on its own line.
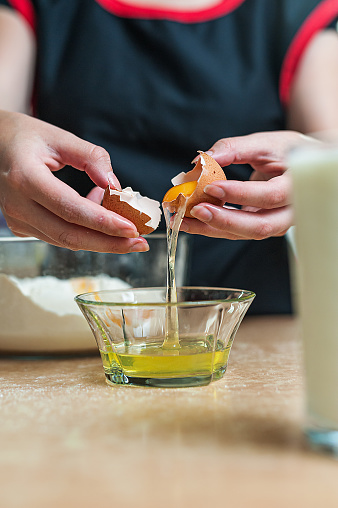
[5, 211, 74, 248]
[204, 131, 304, 170]
[21, 166, 139, 238]
[188, 203, 293, 240]
[6, 205, 149, 253]
[203, 173, 292, 209]
[42, 124, 118, 189]
[6, 220, 69, 248]
[86, 186, 105, 204]
[180, 218, 246, 240]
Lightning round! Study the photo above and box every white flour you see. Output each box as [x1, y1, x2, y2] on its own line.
[0, 274, 129, 353]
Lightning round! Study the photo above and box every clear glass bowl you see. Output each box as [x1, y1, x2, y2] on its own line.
[75, 287, 255, 387]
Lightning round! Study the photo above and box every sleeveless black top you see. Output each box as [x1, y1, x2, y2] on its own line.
[2, 0, 338, 313]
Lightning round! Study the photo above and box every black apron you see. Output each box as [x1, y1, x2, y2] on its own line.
[2, 0, 337, 313]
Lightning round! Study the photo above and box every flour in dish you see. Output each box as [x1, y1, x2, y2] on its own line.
[0, 274, 129, 352]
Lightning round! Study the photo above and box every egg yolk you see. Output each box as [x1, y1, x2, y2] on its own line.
[163, 181, 198, 203]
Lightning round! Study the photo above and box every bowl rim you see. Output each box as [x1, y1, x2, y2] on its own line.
[74, 286, 256, 307]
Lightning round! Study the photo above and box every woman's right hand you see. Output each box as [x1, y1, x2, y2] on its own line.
[0, 111, 149, 252]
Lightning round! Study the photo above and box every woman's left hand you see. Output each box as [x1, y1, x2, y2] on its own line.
[180, 131, 313, 240]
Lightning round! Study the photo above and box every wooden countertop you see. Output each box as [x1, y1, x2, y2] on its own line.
[1, 315, 338, 508]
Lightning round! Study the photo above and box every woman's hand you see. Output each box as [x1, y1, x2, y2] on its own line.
[0, 111, 149, 252]
[180, 131, 313, 240]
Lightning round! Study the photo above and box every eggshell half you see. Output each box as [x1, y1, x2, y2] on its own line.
[165, 151, 227, 218]
[102, 186, 162, 235]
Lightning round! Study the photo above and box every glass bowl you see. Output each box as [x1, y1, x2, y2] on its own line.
[75, 287, 255, 387]
[0, 232, 189, 354]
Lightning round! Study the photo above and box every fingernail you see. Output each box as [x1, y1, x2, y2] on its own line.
[191, 150, 214, 164]
[121, 228, 139, 238]
[107, 171, 122, 191]
[113, 216, 139, 237]
[115, 219, 139, 237]
[204, 184, 225, 199]
[190, 206, 213, 222]
[130, 239, 149, 252]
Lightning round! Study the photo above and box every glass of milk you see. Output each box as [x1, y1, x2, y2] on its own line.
[289, 141, 338, 455]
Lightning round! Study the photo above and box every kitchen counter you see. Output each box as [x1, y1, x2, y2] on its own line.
[1, 315, 338, 508]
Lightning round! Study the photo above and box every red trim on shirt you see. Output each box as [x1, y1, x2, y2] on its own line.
[280, 0, 338, 107]
[8, 0, 35, 31]
[95, 0, 245, 23]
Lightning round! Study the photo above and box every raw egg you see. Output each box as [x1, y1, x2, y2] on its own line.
[102, 186, 162, 236]
[163, 151, 226, 218]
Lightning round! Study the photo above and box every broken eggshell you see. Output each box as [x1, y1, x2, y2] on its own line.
[102, 186, 162, 235]
[163, 152, 227, 218]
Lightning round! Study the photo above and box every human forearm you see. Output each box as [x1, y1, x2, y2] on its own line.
[287, 30, 338, 134]
[0, 7, 36, 113]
